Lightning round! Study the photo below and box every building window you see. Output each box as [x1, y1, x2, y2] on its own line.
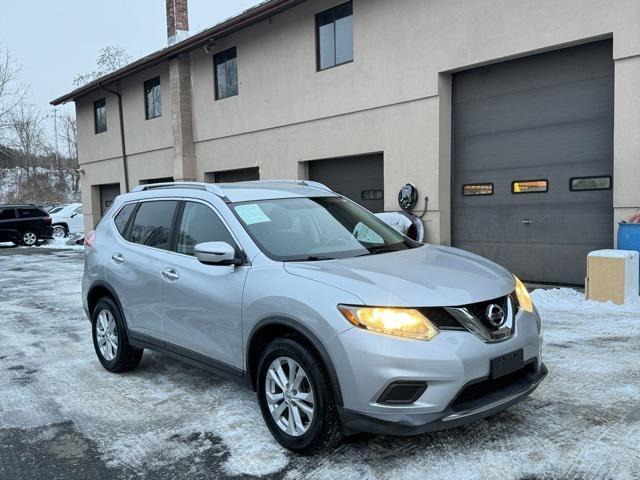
[144, 77, 162, 119]
[94, 98, 107, 134]
[214, 47, 238, 100]
[316, 1, 353, 71]
[512, 180, 548, 194]
[570, 176, 611, 191]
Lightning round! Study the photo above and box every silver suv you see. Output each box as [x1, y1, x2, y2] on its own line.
[83, 180, 546, 453]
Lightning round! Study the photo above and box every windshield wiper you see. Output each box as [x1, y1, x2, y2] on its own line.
[366, 246, 403, 255]
[287, 255, 337, 262]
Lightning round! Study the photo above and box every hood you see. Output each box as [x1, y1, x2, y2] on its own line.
[284, 244, 515, 307]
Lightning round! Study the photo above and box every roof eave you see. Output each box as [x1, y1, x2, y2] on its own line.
[50, 0, 306, 105]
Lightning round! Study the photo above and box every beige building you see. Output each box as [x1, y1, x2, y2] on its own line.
[52, 0, 640, 284]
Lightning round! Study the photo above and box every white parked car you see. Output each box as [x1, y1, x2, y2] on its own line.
[51, 203, 84, 238]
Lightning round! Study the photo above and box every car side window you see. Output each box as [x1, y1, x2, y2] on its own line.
[177, 202, 237, 256]
[128, 201, 178, 250]
[114, 203, 137, 236]
[0, 208, 16, 220]
[18, 208, 45, 218]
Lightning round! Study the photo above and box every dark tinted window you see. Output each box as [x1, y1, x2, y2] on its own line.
[317, 2, 353, 70]
[94, 98, 107, 134]
[144, 77, 162, 119]
[214, 47, 238, 100]
[18, 208, 46, 218]
[0, 208, 16, 220]
[114, 203, 136, 236]
[177, 202, 237, 256]
[129, 201, 178, 250]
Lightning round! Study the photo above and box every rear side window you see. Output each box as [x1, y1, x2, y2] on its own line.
[176, 202, 237, 256]
[128, 201, 178, 250]
[0, 208, 16, 220]
[18, 208, 47, 218]
[114, 203, 136, 236]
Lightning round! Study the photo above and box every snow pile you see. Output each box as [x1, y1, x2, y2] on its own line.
[42, 237, 85, 251]
[532, 287, 640, 314]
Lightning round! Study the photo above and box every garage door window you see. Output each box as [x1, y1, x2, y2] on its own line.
[570, 176, 611, 191]
[362, 189, 383, 201]
[463, 183, 493, 196]
[512, 180, 548, 194]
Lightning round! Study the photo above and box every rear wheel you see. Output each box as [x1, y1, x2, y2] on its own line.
[52, 225, 68, 238]
[257, 336, 342, 454]
[92, 297, 143, 373]
[20, 231, 38, 246]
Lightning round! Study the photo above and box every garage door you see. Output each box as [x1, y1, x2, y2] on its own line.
[99, 183, 121, 217]
[308, 154, 384, 213]
[452, 40, 614, 285]
[208, 167, 259, 183]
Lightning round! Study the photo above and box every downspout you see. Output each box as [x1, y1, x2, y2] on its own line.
[99, 82, 130, 192]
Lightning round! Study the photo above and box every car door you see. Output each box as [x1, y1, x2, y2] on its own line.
[160, 200, 249, 370]
[0, 208, 17, 242]
[107, 200, 179, 340]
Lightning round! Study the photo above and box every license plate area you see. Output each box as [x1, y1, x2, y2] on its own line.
[490, 349, 524, 379]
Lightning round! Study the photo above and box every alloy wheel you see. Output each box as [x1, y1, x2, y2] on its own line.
[22, 232, 37, 246]
[265, 357, 315, 437]
[52, 226, 66, 238]
[95, 309, 119, 361]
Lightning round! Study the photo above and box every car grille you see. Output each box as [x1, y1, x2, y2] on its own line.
[420, 291, 519, 342]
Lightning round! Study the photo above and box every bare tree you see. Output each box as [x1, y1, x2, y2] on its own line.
[58, 112, 80, 194]
[73, 46, 132, 86]
[0, 44, 28, 141]
[8, 104, 46, 178]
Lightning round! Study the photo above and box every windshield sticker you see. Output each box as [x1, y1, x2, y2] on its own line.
[353, 222, 384, 244]
[235, 204, 272, 225]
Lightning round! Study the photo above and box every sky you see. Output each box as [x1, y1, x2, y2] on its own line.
[0, 0, 259, 138]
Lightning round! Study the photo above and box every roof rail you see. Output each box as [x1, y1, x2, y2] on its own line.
[245, 179, 333, 192]
[132, 182, 227, 197]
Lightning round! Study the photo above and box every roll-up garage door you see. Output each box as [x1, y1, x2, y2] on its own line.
[308, 154, 384, 213]
[452, 40, 614, 284]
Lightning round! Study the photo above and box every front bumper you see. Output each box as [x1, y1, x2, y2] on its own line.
[340, 362, 547, 435]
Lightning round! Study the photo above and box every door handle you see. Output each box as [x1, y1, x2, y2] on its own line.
[162, 267, 180, 282]
[111, 252, 124, 264]
[522, 219, 532, 225]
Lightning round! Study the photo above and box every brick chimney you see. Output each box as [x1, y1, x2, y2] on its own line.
[166, 0, 189, 45]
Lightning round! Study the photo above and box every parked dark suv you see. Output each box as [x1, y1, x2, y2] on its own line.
[0, 205, 53, 246]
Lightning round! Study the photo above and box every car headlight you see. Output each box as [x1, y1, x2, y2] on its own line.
[338, 305, 439, 340]
[514, 276, 534, 313]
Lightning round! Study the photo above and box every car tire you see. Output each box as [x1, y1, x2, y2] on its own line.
[257, 336, 342, 454]
[52, 225, 68, 238]
[91, 297, 143, 373]
[20, 231, 38, 246]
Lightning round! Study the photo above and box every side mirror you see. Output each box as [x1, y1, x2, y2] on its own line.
[70, 213, 77, 218]
[194, 241, 239, 266]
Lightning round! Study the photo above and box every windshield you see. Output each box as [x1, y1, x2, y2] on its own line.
[232, 196, 420, 261]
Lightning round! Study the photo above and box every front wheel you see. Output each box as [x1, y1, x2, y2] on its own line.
[20, 231, 38, 246]
[52, 225, 67, 238]
[257, 337, 342, 454]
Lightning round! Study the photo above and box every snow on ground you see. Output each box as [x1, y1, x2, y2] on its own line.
[0, 237, 84, 251]
[0, 250, 639, 479]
